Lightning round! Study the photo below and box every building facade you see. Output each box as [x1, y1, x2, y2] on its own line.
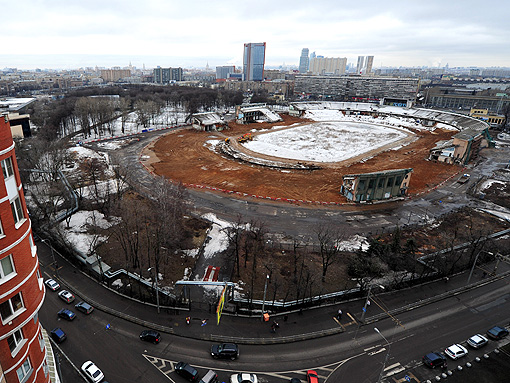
[309, 57, 347, 76]
[298, 48, 309, 73]
[215, 66, 236, 80]
[153, 67, 184, 84]
[243, 43, 266, 81]
[341, 168, 413, 202]
[100, 69, 131, 82]
[365, 56, 374, 74]
[0, 115, 49, 383]
[294, 76, 419, 102]
[356, 56, 365, 74]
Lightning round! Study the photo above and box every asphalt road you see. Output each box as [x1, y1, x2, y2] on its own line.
[39, 268, 510, 383]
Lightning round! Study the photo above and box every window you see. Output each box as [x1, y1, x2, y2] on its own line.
[38, 329, 45, 351]
[1, 157, 14, 179]
[0, 293, 24, 322]
[11, 196, 24, 225]
[0, 255, 15, 280]
[7, 329, 23, 353]
[16, 358, 32, 383]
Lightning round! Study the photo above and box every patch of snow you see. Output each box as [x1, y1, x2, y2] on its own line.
[201, 213, 232, 259]
[182, 249, 199, 258]
[336, 235, 369, 252]
[480, 179, 506, 191]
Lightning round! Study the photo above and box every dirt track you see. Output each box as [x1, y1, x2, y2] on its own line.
[143, 114, 460, 205]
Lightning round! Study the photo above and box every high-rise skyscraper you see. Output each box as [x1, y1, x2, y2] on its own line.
[243, 42, 266, 81]
[299, 48, 309, 73]
[309, 57, 347, 75]
[365, 56, 374, 74]
[356, 56, 365, 74]
[0, 114, 50, 383]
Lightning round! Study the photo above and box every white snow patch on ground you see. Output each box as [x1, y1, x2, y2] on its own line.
[201, 213, 232, 259]
[480, 209, 510, 222]
[336, 235, 369, 252]
[480, 179, 506, 191]
[58, 210, 118, 256]
[243, 121, 408, 162]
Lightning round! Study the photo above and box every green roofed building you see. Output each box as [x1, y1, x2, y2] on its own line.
[341, 168, 413, 202]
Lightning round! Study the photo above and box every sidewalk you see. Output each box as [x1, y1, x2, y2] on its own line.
[37, 239, 510, 344]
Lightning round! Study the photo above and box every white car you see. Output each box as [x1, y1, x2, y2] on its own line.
[44, 279, 60, 291]
[230, 373, 258, 383]
[58, 290, 75, 304]
[467, 334, 488, 349]
[444, 344, 468, 359]
[81, 361, 104, 382]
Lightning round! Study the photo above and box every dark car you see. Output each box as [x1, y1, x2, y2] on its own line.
[290, 379, 301, 383]
[50, 327, 67, 343]
[211, 343, 239, 360]
[422, 352, 447, 369]
[140, 329, 161, 344]
[57, 308, 76, 321]
[175, 362, 198, 382]
[486, 326, 509, 340]
[75, 301, 94, 314]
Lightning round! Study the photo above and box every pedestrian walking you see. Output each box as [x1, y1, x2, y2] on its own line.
[337, 309, 342, 320]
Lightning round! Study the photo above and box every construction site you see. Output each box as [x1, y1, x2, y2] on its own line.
[142, 103, 476, 207]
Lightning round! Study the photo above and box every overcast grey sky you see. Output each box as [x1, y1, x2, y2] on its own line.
[2, 0, 509, 70]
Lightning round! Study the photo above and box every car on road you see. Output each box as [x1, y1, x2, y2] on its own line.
[139, 329, 161, 344]
[230, 373, 257, 383]
[467, 334, 488, 349]
[199, 369, 218, 383]
[445, 344, 468, 360]
[57, 308, 76, 321]
[211, 343, 239, 360]
[175, 362, 198, 382]
[486, 326, 509, 340]
[75, 301, 94, 314]
[45, 279, 60, 291]
[306, 370, 319, 383]
[422, 352, 447, 369]
[81, 361, 104, 383]
[50, 327, 67, 343]
[58, 290, 75, 303]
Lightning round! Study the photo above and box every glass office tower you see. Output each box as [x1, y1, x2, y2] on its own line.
[243, 42, 266, 81]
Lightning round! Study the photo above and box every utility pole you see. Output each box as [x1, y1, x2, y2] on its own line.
[261, 274, 269, 322]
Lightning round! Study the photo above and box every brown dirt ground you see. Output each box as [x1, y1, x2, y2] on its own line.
[143, 114, 461, 206]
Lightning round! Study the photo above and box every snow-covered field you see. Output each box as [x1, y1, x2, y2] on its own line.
[243, 116, 411, 163]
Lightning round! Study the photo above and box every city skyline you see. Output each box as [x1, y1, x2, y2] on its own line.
[1, 0, 509, 70]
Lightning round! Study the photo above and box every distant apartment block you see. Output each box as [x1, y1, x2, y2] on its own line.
[243, 42, 266, 81]
[100, 69, 131, 82]
[153, 67, 183, 84]
[299, 48, 309, 73]
[356, 56, 374, 75]
[294, 76, 419, 102]
[216, 66, 236, 80]
[365, 56, 374, 74]
[356, 56, 365, 74]
[309, 57, 347, 75]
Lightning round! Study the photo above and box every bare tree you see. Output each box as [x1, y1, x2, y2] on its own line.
[315, 224, 343, 282]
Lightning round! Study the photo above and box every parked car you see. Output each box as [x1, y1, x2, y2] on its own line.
[467, 334, 488, 349]
[230, 373, 257, 383]
[50, 327, 67, 343]
[486, 326, 509, 340]
[211, 343, 239, 360]
[81, 361, 104, 383]
[174, 362, 198, 382]
[199, 369, 218, 383]
[45, 279, 60, 291]
[139, 329, 161, 344]
[306, 370, 319, 383]
[75, 301, 94, 314]
[422, 352, 447, 369]
[58, 290, 75, 304]
[445, 344, 468, 360]
[57, 308, 76, 321]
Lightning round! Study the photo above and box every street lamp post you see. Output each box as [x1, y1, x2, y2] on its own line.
[148, 267, 160, 314]
[361, 283, 384, 323]
[374, 327, 391, 383]
[41, 239, 58, 278]
[467, 251, 483, 285]
[261, 275, 269, 322]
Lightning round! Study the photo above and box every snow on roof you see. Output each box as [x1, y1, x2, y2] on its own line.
[192, 112, 224, 125]
[0, 97, 36, 111]
[239, 106, 282, 123]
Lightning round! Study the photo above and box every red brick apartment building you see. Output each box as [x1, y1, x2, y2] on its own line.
[0, 114, 49, 383]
